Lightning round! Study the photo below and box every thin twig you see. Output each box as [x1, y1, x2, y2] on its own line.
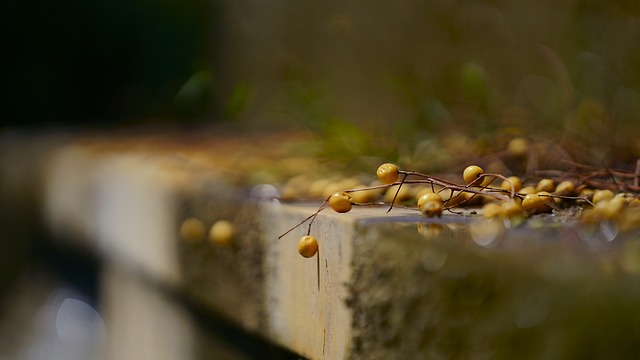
[387, 173, 407, 213]
[278, 199, 328, 239]
[278, 160, 637, 241]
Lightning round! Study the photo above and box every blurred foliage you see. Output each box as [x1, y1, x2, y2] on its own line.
[217, 0, 640, 170]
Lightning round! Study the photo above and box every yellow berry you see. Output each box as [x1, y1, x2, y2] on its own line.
[602, 197, 627, 219]
[451, 191, 482, 206]
[384, 184, 413, 203]
[537, 191, 554, 199]
[298, 235, 319, 258]
[507, 137, 530, 157]
[579, 188, 595, 201]
[522, 194, 552, 214]
[620, 207, 640, 232]
[519, 186, 537, 195]
[441, 189, 465, 206]
[417, 192, 443, 209]
[500, 176, 522, 192]
[322, 181, 345, 199]
[417, 223, 444, 239]
[463, 165, 486, 185]
[419, 200, 443, 217]
[536, 178, 555, 192]
[329, 191, 352, 213]
[501, 199, 524, 218]
[615, 193, 634, 202]
[180, 217, 205, 242]
[377, 163, 400, 184]
[309, 178, 332, 198]
[593, 189, 615, 204]
[280, 175, 310, 200]
[338, 177, 361, 191]
[555, 181, 575, 196]
[482, 203, 502, 219]
[209, 220, 235, 246]
[416, 186, 443, 199]
[349, 184, 379, 203]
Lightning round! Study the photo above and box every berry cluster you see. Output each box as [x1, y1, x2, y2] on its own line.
[280, 161, 640, 259]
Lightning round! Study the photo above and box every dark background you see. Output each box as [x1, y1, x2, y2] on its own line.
[3, 0, 214, 127]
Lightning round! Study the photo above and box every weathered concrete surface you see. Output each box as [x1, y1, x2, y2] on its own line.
[11, 135, 640, 359]
[262, 203, 366, 359]
[40, 139, 361, 358]
[349, 219, 640, 359]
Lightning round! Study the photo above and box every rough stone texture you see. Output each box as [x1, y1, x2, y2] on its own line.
[349, 218, 640, 360]
[177, 183, 268, 332]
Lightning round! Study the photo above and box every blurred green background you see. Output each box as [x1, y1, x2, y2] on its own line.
[216, 0, 640, 167]
[4, 0, 640, 164]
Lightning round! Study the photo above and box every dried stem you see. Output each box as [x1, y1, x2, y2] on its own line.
[387, 172, 408, 213]
[278, 161, 636, 240]
[277, 198, 329, 239]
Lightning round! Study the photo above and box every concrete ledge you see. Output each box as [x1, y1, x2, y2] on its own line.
[34, 138, 640, 359]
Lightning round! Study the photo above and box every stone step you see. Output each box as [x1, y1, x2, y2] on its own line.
[17, 135, 640, 359]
